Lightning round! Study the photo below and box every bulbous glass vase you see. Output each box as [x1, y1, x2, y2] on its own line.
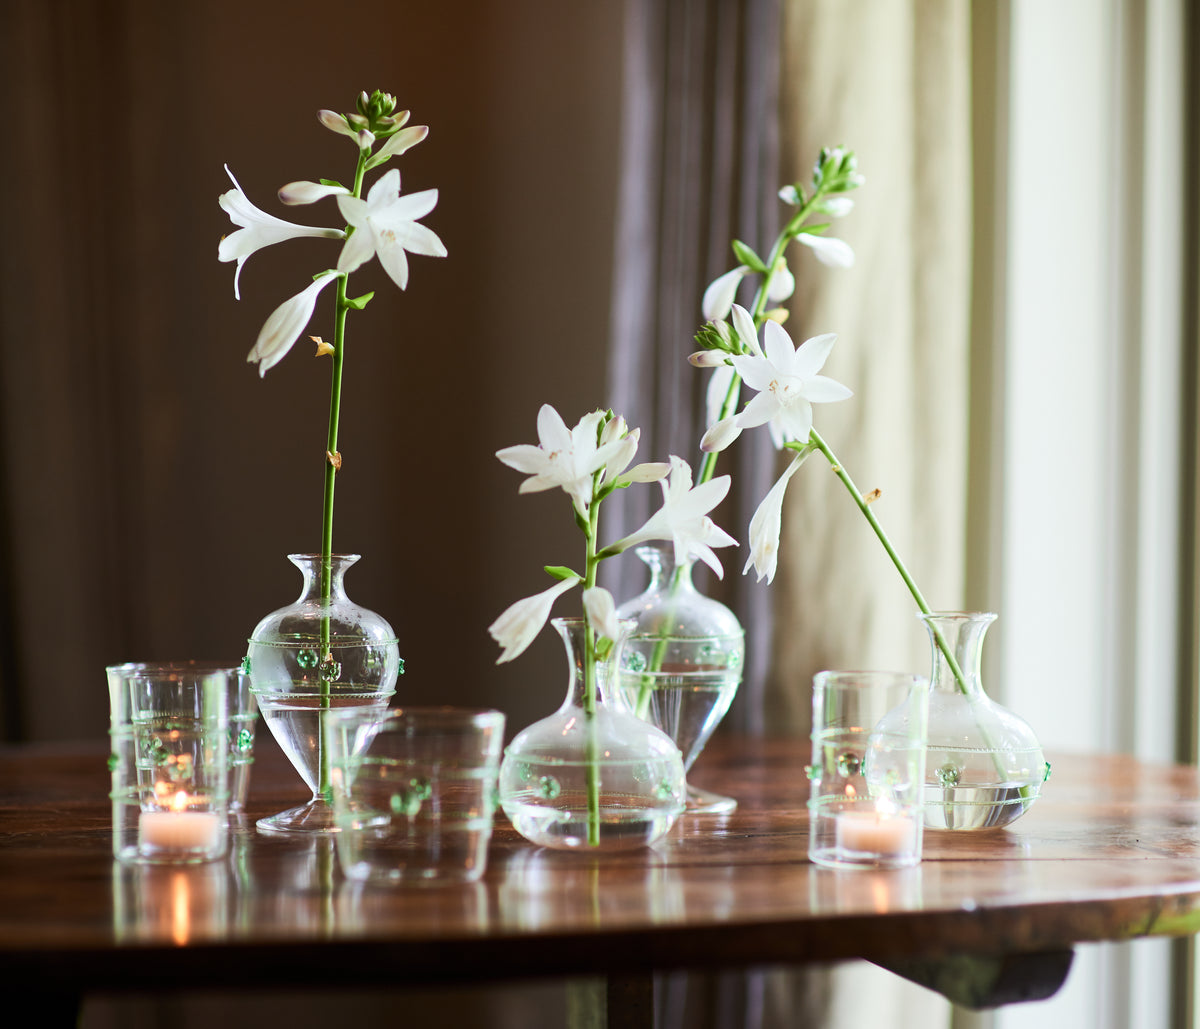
[498, 617, 686, 851]
[245, 554, 401, 834]
[615, 543, 745, 814]
[888, 611, 1050, 830]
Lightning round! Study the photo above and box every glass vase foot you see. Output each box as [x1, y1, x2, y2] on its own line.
[256, 798, 340, 835]
[684, 783, 736, 814]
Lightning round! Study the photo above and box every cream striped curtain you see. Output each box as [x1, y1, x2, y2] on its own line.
[610, 1, 972, 1026]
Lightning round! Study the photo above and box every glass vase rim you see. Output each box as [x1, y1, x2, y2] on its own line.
[286, 552, 362, 564]
[918, 610, 998, 623]
[812, 670, 929, 689]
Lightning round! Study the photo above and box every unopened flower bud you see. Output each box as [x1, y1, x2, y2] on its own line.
[764, 308, 790, 325]
[689, 351, 728, 368]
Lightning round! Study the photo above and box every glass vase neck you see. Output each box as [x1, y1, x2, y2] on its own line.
[634, 543, 695, 590]
[288, 553, 360, 602]
[921, 611, 995, 696]
[551, 616, 630, 713]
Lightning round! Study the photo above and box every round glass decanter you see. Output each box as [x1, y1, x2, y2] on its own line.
[498, 616, 686, 851]
[913, 611, 1049, 830]
[615, 543, 744, 814]
[245, 554, 401, 834]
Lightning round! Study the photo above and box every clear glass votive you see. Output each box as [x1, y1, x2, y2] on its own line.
[326, 706, 506, 886]
[107, 663, 232, 864]
[807, 670, 929, 870]
[107, 662, 258, 863]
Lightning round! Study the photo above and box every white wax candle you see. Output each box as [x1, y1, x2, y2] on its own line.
[139, 811, 221, 853]
[835, 810, 917, 857]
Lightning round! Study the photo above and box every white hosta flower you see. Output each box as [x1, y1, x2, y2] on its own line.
[277, 181, 352, 206]
[688, 350, 728, 368]
[489, 577, 580, 663]
[701, 414, 742, 453]
[619, 457, 737, 578]
[701, 265, 750, 321]
[730, 304, 761, 356]
[821, 196, 855, 217]
[246, 272, 340, 376]
[744, 452, 806, 584]
[218, 166, 345, 299]
[582, 587, 622, 643]
[496, 405, 623, 515]
[366, 125, 430, 170]
[766, 262, 795, 303]
[796, 232, 855, 269]
[318, 109, 359, 139]
[336, 167, 446, 290]
[730, 321, 852, 449]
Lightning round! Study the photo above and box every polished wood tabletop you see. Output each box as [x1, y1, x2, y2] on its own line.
[3, 734, 1200, 1014]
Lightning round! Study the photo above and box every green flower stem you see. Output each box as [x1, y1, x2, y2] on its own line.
[583, 480, 603, 847]
[317, 147, 369, 800]
[803, 428, 969, 695]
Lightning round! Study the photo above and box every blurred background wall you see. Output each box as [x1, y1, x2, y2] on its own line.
[0, 0, 624, 742]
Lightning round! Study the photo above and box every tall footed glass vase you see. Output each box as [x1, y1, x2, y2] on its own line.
[498, 617, 686, 851]
[904, 612, 1050, 830]
[246, 554, 401, 834]
[615, 543, 745, 814]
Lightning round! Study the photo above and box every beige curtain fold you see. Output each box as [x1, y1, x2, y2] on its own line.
[772, 0, 972, 732]
[761, 2, 972, 1028]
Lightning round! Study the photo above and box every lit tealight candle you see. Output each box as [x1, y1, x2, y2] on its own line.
[139, 790, 221, 854]
[835, 809, 917, 857]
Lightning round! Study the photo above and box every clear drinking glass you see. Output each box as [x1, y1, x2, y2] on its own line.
[807, 671, 929, 870]
[327, 706, 505, 885]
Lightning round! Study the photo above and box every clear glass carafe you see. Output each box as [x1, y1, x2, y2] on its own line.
[498, 617, 686, 851]
[914, 611, 1049, 830]
[245, 554, 401, 834]
[615, 543, 744, 813]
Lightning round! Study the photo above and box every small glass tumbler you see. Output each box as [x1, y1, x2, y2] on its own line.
[108, 664, 232, 864]
[807, 671, 929, 870]
[327, 706, 506, 886]
[108, 662, 257, 862]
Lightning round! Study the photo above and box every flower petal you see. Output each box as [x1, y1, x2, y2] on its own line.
[730, 304, 761, 356]
[583, 587, 622, 642]
[246, 273, 340, 376]
[702, 266, 749, 321]
[734, 391, 781, 431]
[766, 263, 795, 303]
[791, 331, 838, 377]
[489, 578, 580, 663]
[743, 453, 805, 583]
[277, 181, 351, 206]
[796, 232, 855, 268]
[700, 416, 742, 453]
[804, 375, 854, 403]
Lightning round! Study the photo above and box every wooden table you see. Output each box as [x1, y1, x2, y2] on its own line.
[3, 735, 1200, 1027]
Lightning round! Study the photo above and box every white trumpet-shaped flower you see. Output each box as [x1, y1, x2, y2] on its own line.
[796, 232, 855, 268]
[277, 180, 352, 206]
[218, 166, 345, 299]
[728, 321, 852, 449]
[336, 167, 446, 290]
[582, 586, 622, 643]
[496, 405, 625, 515]
[744, 452, 806, 584]
[701, 265, 750, 321]
[619, 457, 737, 578]
[246, 272, 341, 376]
[489, 577, 581, 664]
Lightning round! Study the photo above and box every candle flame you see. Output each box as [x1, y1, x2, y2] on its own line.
[170, 790, 189, 812]
[844, 784, 857, 800]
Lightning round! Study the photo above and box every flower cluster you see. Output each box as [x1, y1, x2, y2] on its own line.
[686, 147, 862, 583]
[218, 90, 445, 376]
[489, 405, 736, 662]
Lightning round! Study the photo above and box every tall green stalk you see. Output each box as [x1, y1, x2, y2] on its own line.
[316, 147, 369, 798]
